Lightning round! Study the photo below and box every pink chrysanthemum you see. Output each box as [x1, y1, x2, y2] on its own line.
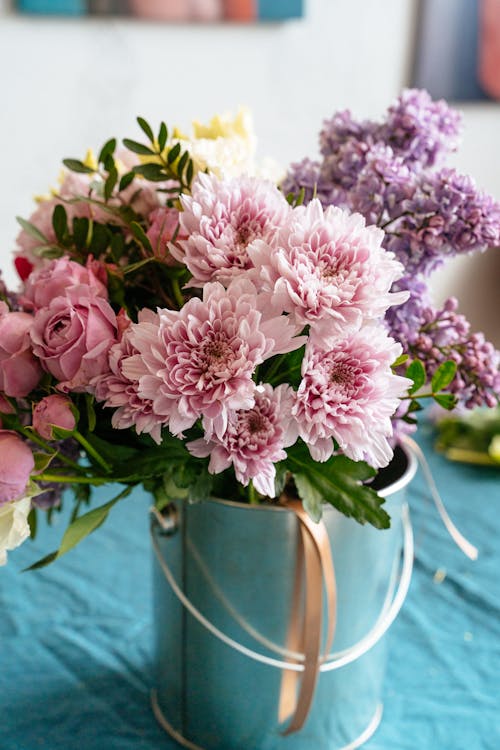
[121, 279, 305, 438]
[171, 173, 290, 286]
[93, 311, 164, 444]
[187, 383, 297, 497]
[249, 199, 408, 343]
[293, 327, 411, 467]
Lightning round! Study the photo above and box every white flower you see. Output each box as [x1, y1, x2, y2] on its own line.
[172, 108, 283, 181]
[0, 496, 31, 566]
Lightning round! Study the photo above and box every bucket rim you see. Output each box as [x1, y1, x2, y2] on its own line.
[202, 442, 417, 513]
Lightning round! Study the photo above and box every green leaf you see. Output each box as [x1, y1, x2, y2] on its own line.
[119, 172, 135, 192]
[408, 399, 423, 413]
[293, 473, 324, 523]
[176, 150, 189, 180]
[406, 359, 426, 394]
[24, 488, 131, 571]
[130, 221, 153, 253]
[431, 360, 457, 393]
[98, 138, 117, 164]
[52, 204, 68, 242]
[433, 393, 458, 410]
[62, 158, 95, 174]
[16, 216, 48, 244]
[110, 232, 125, 262]
[274, 464, 289, 498]
[27, 508, 37, 541]
[158, 121, 168, 152]
[104, 167, 118, 202]
[186, 158, 194, 186]
[89, 223, 111, 255]
[33, 451, 57, 473]
[295, 186, 306, 207]
[167, 142, 181, 165]
[85, 394, 96, 432]
[122, 138, 156, 156]
[137, 117, 155, 143]
[392, 353, 409, 369]
[132, 163, 167, 182]
[285, 443, 390, 529]
[72, 217, 90, 250]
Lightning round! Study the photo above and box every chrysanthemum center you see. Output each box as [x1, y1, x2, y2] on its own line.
[199, 334, 235, 373]
[246, 410, 270, 435]
[329, 362, 354, 386]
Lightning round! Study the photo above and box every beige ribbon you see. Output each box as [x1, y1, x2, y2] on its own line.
[278, 498, 337, 734]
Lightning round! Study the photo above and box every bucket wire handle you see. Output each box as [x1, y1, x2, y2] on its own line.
[401, 436, 478, 560]
[149, 502, 414, 674]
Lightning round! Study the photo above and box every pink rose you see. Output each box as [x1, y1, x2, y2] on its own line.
[32, 395, 76, 440]
[0, 430, 34, 506]
[30, 286, 118, 393]
[21, 257, 108, 311]
[146, 207, 185, 263]
[0, 308, 43, 397]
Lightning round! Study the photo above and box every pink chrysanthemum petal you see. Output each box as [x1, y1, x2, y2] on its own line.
[293, 327, 411, 468]
[121, 282, 304, 438]
[249, 199, 408, 343]
[188, 383, 297, 497]
[172, 173, 290, 286]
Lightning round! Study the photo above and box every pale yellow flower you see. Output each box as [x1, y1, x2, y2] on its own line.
[0, 496, 31, 566]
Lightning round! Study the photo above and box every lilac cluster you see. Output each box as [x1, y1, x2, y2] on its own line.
[387, 289, 500, 409]
[386, 168, 500, 275]
[379, 88, 462, 168]
[283, 89, 500, 412]
[284, 89, 499, 275]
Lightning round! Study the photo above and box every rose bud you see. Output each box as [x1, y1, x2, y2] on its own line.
[32, 395, 77, 440]
[0, 430, 35, 506]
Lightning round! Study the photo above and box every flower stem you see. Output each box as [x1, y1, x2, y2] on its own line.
[171, 278, 184, 308]
[19, 427, 84, 472]
[248, 481, 259, 505]
[73, 431, 112, 473]
[34, 473, 111, 485]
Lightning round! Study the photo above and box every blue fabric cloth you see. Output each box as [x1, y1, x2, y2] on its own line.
[1, 423, 499, 749]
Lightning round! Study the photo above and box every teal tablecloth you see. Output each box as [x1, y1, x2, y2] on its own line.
[1, 423, 499, 749]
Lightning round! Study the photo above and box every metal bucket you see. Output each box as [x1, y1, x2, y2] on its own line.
[151, 445, 417, 750]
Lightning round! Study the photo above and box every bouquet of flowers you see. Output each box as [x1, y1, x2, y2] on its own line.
[1, 93, 499, 568]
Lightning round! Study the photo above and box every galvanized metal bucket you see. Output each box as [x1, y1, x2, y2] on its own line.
[151, 445, 417, 750]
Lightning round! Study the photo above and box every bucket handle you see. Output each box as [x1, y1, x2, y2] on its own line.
[150, 502, 413, 673]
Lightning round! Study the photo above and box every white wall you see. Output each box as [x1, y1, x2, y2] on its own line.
[0, 0, 416, 285]
[1, 0, 499, 341]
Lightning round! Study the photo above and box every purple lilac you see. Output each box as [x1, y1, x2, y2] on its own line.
[378, 89, 462, 169]
[388, 291, 500, 409]
[280, 158, 330, 206]
[348, 144, 415, 225]
[385, 168, 500, 275]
